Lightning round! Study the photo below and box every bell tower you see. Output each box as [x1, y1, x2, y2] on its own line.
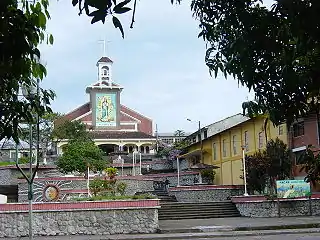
[97, 57, 113, 85]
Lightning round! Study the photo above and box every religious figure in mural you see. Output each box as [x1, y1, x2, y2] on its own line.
[97, 94, 116, 123]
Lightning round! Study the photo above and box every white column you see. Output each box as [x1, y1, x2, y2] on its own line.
[176, 157, 180, 187]
[132, 152, 136, 176]
[242, 147, 249, 196]
[139, 152, 142, 175]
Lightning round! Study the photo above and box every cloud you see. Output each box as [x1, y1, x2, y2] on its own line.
[40, 0, 254, 133]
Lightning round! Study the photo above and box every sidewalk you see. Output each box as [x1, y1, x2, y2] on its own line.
[159, 216, 320, 233]
[13, 216, 320, 240]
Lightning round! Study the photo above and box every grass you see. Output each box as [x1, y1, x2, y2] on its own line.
[0, 162, 16, 166]
[74, 193, 157, 202]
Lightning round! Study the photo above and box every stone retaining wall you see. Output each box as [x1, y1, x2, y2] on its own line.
[0, 200, 159, 238]
[18, 177, 154, 202]
[232, 196, 320, 217]
[169, 185, 244, 202]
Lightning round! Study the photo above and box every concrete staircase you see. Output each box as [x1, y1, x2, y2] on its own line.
[153, 190, 177, 203]
[158, 201, 240, 220]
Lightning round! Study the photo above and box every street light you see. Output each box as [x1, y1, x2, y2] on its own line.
[187, 118, 203, 184]
[15, 79, 41, 240]
[241, 146, 249, 196]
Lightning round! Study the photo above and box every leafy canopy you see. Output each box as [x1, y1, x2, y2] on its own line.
[52, 119, 91, 142]
[191, 0, 320, 125]
[0, 0, 55, 142]
[57, 140, 106, 174]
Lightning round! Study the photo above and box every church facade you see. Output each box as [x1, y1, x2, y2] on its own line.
[56, 56, 156, 155]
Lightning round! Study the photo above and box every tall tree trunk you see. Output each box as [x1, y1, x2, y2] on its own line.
[316, 109, 320, 149]
[264, 117, 268, 144]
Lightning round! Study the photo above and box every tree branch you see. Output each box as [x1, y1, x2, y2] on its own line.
[130, 0, 137, 29]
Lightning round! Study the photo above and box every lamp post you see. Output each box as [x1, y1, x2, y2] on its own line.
[176, 156, 180, 186]
[139, 151, 142, 175]
[187, 118, 203, 184]
[241, 146, 249, 196]
[15, 78, 40, 240]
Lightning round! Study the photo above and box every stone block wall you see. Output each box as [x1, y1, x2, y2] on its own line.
[172, 159, 189, 171]
[169, 185, 244, 202]
[0, 200, 159, 238]
[18, 177, 154, 202]
[232, 196, 320, 217]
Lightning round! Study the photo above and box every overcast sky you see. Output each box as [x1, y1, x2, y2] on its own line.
[39, 0, 275, 134]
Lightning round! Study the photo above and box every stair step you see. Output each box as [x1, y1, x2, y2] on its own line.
[159, 214, 240, 220]
[159, 208, 239, 212]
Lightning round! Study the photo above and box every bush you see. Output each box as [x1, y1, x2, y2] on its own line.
[116, 182, 127, 196]
[89, 178, 105, 196]
[201, 169, 216, 184]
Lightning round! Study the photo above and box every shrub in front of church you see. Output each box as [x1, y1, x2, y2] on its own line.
[57, 140, 106, 175]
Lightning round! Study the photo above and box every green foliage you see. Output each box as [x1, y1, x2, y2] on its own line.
[0, 0, 55, 143]
[200, 169, 216, 183]
[116, 182, 127, 196]
[57, 140, 105, 174]
[191, 0, 320, 127]
[105, 167, 118, 179]
[245, 138, 292, 194]
[174, 130, 185, 137]
[89, 178, 105, 196]
[52, 119, 90, 142]
[299, 145, 320, 185]
[18, 156, 31, 164]
[0, 162, 15, 167]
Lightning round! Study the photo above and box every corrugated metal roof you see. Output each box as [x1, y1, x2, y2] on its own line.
[206, 113, 250, 138]
[186, 113, 251, 141]
[0, 138, 32, 150]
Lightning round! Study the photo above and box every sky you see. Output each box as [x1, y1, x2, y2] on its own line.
[39, 0, 273, 134]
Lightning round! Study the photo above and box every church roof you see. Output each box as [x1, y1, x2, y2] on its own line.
[91, 131, 155, 139]
[97, 57, 113, 63]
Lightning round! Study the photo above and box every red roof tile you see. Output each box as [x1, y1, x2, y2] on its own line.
[97, 57, 113, 63]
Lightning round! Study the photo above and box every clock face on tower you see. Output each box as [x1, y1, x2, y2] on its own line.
[95, 92, 117, 127]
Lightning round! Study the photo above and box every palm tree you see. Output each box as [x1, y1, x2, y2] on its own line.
[174, 130, 185, 137]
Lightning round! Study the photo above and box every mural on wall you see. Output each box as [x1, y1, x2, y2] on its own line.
[95, 93, 117, 127]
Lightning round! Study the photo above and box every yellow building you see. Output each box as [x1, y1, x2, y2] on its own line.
[181, 113, 288, 185]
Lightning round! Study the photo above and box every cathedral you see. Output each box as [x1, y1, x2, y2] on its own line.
[56, 55, 156, 156]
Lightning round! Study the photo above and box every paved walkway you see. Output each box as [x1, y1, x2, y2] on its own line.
[159, 216, 320, 233]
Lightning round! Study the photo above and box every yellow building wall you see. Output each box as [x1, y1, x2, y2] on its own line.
[185, 116, 289, 186]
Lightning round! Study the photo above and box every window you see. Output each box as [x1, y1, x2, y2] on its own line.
[244, 131, 249, 151]
[203, 130, 208, 139]
[232, 135, 237, 155]
[258, 132, 263, 148]
[9, 151, 16, 160]
[222, 139, 227, 157]
[294, 150, 305, 165]
[293, 122, 304, 137]
[213, 143, 217, 160]
[278, 125, 284, 135]
[102, 66, 109, 76]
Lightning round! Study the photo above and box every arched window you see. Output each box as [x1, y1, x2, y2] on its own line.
[146, 146, 150, 154]
[101, 66, 109, 76]
[140, 146, 145, 153]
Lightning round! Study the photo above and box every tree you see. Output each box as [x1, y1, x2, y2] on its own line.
[0, 0, 55, 143]
[300, 145, 320, 185]
[52, 119, 90, 143]
[174, 130, 185, 137]
[57, 140, 105, 174]
[191, 0, 320, 128]
[244, 138, 291, 194]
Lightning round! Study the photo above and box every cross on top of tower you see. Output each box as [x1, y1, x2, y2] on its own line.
[98, 39, 111, 57]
